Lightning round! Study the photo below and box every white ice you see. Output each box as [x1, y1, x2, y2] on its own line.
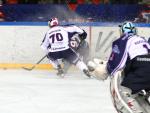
[0, 69, 116, 113]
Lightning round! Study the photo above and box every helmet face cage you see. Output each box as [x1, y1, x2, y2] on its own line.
[119, 22, 137, 35]
[48, 18, 59, 28]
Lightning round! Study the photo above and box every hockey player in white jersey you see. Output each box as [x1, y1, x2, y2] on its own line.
[88, 22, 150, 113]
[41, 17, 91, 78]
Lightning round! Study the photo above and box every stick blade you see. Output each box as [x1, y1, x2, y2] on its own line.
[22, 67, 34, 71]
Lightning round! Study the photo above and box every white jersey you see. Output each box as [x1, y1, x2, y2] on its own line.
[128, 35, 150, 59]
[41, 25, 84, 52]
[116, 35, 150, 74]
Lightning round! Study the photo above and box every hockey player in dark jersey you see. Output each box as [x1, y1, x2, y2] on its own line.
[88, 22, 150, 113]
[63, 32, 90, 74]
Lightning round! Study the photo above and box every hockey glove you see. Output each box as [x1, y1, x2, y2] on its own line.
[79, 30, 87, 41]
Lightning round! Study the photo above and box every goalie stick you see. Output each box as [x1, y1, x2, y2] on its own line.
[22, 55, 47, 71]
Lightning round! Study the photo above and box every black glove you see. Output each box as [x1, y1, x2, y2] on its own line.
[79, 30, 87, 41]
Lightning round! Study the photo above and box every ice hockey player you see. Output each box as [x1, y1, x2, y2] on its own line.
[41, 17, 91, 78]
[62, 29, 90, 74]
[88, 21, 150, 113]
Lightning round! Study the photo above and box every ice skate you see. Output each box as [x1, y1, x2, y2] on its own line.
[56, 65, 64, 78]
[138, 90, 150, 105]
[145, 91, 150, 105]
[83, 69, 91, 78]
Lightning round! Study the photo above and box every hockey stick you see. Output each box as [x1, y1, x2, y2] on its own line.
[22, 55, 47, 71]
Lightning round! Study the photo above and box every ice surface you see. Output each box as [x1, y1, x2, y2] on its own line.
[0, 69, 116, 113]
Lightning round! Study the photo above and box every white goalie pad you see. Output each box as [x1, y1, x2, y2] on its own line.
[110, 71, 150, 113]
[87, 58, 108, 80]
[110, 71, 133, 113]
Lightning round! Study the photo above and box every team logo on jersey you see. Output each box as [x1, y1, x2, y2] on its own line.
[109, 53, 115, 61]
[112, 45, 120, 54]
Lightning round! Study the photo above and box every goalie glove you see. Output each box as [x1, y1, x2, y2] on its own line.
[87, 58, 108, 80]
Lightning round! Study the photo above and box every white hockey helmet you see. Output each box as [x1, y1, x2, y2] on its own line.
[119, 21, 136, 35]
[48, 17, 59, 28]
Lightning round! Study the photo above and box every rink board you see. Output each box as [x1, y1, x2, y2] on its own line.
[0, 22, 150, 69]
[0, 63, 53, 70]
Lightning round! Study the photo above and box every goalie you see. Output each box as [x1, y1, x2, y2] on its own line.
[88, 22, 150, 113]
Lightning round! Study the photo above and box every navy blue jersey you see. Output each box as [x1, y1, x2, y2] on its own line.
[107, 33, 150, 76]
[107, 33, 133, 75]
[107, 33, 150, 94]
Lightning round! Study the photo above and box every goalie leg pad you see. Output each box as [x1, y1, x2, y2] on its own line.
[110, 72, 146, 113]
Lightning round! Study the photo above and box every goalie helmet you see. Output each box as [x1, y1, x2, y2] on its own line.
[119, 21, 137, 35]
[48, 17, 59, 28]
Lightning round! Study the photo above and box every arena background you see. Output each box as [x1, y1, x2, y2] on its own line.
[0, 1, 150, 113]
[0, 1, 150, 70]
